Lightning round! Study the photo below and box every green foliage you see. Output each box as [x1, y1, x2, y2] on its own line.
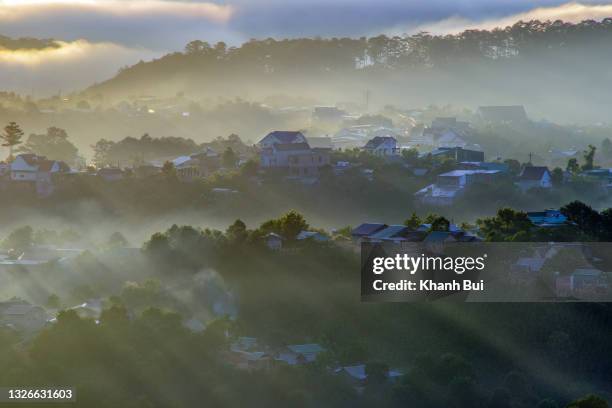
[567, 395, 609, 408]
[222, 146, 238, 168]
[20, 127, 79, 163]
[477, 208, 533, 241]
[1, 225, 33, 252]
[567, 158, 580, 174]
[560, 201, 601, 238]
[551, 167, 564, 187]
[1, 121, 24, 159]
[404, 212, 422, 229]
[582, 145, 597, 171]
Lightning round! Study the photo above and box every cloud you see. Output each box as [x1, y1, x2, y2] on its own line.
[0, 0, 236, 50]
[396, 2, 612, 35]
[0, 39, 157, 95]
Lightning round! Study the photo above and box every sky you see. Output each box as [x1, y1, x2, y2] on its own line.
[2, 0, 612, 94]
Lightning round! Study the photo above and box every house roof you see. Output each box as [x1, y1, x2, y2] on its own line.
[3, 304, 36, 316]
[263, 131, 305, 144]
[519, 166, 550, 181]
[369, 225, 409, 240]
[286, 343, 324, 354]
[439, 170, 500, 177]
[265, 232, 283, 240]
[336, 364, 403, 380]
[18, 154, 40, 166]
[423, 231, 457, 244]
[351, 223, 388, 237]
[364, 136, 397, 149]
[274, 142, 311, 151]
[296, 231, 328, 241]
[572, 268, 602, 277]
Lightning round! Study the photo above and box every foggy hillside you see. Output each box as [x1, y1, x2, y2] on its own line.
[82, 19, 612, 124]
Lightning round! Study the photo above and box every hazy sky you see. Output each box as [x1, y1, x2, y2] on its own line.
[2, 0, 612, 94]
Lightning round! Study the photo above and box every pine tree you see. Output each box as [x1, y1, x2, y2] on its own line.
[1, 122, 24, 161]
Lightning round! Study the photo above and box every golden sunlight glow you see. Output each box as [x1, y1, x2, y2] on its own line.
[0, 40, 124, 65]
[0, 0, 234, 22]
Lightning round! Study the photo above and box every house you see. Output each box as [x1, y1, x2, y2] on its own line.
[422, 128, 468, 148]
[275, 343, 325, 365]
[296, 230, 329, 242]
[527, 209, 567, 227]
[366, 225, 411, 244]
[258, 131, 307, 149]
[510, 257, 546, 284]
[264, 233, 283, 250]
[477, 105, 528, 123]
[516, 166, 552, 192]
[428, 147, 485, 163]
[259, 139, 330, 178]
[0, 299, 49, 333]
[97, 167, 124, 182]
[159, 148, 221, 182]
[363, 136, 399, 157]
[133, 164, 161, 178]
[10, 154, 70, 196]
[306, 136, 333, 149]
[228, 350, 273, 371]
[335, 364, 403, 387]
[231, 336, 258, 352]
[415, 170, 501, 206]
[423, 231, 459, 253]
[458, 161, 510, 173]
[556, 268, 609, 298]
[351, 223, 388, 244]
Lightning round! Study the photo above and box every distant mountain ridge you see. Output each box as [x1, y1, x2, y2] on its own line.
[80, 18, 612, 122]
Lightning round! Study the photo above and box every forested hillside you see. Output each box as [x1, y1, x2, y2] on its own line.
[85, 19, 612, 123]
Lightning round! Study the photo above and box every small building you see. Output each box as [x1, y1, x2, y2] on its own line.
[335, 364, 403, 387]
[228, 350, 273, 371]
[366, 225, 411, 244]
[363, 136, 399, 157]
[263, 233, 283, 250]
[275, 343, 325, 365]
[306, 136, 333, 149]
[0, 299, 48, 333]
[97, 167, 124, 182]
[10, 154, 70, 196]
[351, 223, 388, 244]
[527, 209, 567, 227]
[260, 141, 330, 178]
[429, 147, 484, 163]
[415, 169, 500, 206]
[296, 230, 329, 242]
[516, 166, 552, 192]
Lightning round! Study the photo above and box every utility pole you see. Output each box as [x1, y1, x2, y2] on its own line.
[364, 89, 371, 112]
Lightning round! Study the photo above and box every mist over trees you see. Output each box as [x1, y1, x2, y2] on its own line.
[80, 19, 612, 123]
